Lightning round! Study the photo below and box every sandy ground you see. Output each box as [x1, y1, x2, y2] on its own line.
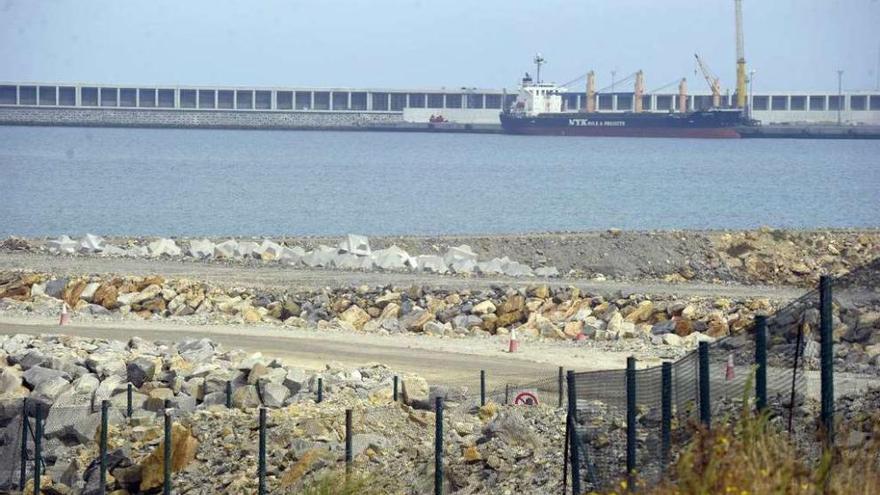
[0, 251, 805, 300]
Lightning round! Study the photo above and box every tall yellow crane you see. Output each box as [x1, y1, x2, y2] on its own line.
[694, 54, 721, 108]
[734, 0, 747, 108]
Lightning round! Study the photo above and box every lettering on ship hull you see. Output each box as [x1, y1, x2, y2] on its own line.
[568, 119, 626, 127]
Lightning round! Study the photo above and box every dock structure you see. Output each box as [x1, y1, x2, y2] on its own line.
[0, 82, 878, 129]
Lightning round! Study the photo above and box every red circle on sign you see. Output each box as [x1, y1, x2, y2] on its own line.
[513, 391, 539, 406]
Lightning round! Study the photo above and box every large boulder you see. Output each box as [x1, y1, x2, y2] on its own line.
[126, 357, 159, 388]
[23, 366, 70, 389]
[401, 375, 430, 409]
[177, 338, 215, 363]
[260, 382, 290, 408]
[337, 234, 371, 257]
[339, 305, 371, 330]
[147, 238, 181, 257]
[44, 278, 69, 299]
[187, 239, 215, 259]
[138, 423, 199, 492]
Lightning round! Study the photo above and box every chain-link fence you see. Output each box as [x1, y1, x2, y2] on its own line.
[566, 256, 880, 493]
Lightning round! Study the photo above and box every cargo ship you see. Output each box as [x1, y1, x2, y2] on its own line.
[499, 70, 749, 139]
[501, 1, 754, 138]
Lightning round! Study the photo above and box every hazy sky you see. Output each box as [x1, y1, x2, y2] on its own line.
[2, 0, 878, 93]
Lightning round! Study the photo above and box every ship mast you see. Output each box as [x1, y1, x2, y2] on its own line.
[533, 53, 546, 84]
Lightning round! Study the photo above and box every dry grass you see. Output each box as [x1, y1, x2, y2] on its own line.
[299, 471, 383, 495]
[597, 407, 880, 495]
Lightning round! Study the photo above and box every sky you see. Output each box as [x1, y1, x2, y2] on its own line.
[1, 0, 879, 93]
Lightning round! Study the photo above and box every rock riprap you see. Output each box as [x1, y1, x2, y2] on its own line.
[0, 333, 570, 494]
[3, 271, 782, 348]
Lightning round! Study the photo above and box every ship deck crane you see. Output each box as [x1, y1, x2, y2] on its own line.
[694, 53, 722, 108]
[735, 0, 747, 108]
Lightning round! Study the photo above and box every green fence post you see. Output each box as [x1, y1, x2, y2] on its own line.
[317, 377, 323, 403]
[558, 366, 564, 409]
[127, 383, 133, 418]
[393, 375, 398, 402]
[480, 370, 486, 407]
[699, 341, 711, 427]
[819, 275, 834, 444]
[225, 380, 232, 408]
[661, 361, 672, 473]
[163, 408, 171, 495]
[566, 370, 581, 495]
[19, 398, 27, 491]
[434, 397, 444, 495]
[755, 315, 768, 412]
[34, 403, 42, 495]
[258, 407, 267, 495]
[626, 356, 636, 487]
[100, 400, 109, 495]
[345, 409, 353, 475]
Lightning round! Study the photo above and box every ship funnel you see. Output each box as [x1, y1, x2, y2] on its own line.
[678, 78, 688, 113]
[634, 70, 645, 113]
[585, 71, 596, 112]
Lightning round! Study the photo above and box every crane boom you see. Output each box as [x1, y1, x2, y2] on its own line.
[735, 0, 747, 108]
[694, 53, 721, 107]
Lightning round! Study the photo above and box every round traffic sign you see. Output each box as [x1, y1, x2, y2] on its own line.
[513, 391, 539, 406]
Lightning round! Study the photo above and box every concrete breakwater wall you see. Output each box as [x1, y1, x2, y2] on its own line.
[0, 106, 404, 130]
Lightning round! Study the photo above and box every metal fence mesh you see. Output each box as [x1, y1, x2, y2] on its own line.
[569, 285, 818, 491]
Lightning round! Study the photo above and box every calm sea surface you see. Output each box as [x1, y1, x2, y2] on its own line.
[1, 126, 878, 237]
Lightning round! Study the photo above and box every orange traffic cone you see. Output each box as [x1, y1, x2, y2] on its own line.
[59, 302, 70, 326]
[508, 328, 519, 353]
[725, 353, 735, 381]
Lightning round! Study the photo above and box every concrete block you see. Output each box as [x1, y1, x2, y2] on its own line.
[302, 245, 336, 268]
[449, 258, 477, 274]
[278, 246, 305, 265]
[333, 253, 365, 270]
[78, 233, 105, 254]
[124, 245, 149, 258]
[502, 260, 534, 277]
[535, 266, 560, 277]
[255, 240, 285, 261]
[337, 234, 371, 256]
[476, 258, 505, 275]
[416, 255, 448, 274]
[47, 235, 77, 255]
[235, 241, 259, 258]
[443, 245, 478, 265]
[100, 245, 127, 257]
[187, 239, 215, 259]
[147, 238, 182, 257]
[372, 245, 412, 271]
[214, 239, 238, 258]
